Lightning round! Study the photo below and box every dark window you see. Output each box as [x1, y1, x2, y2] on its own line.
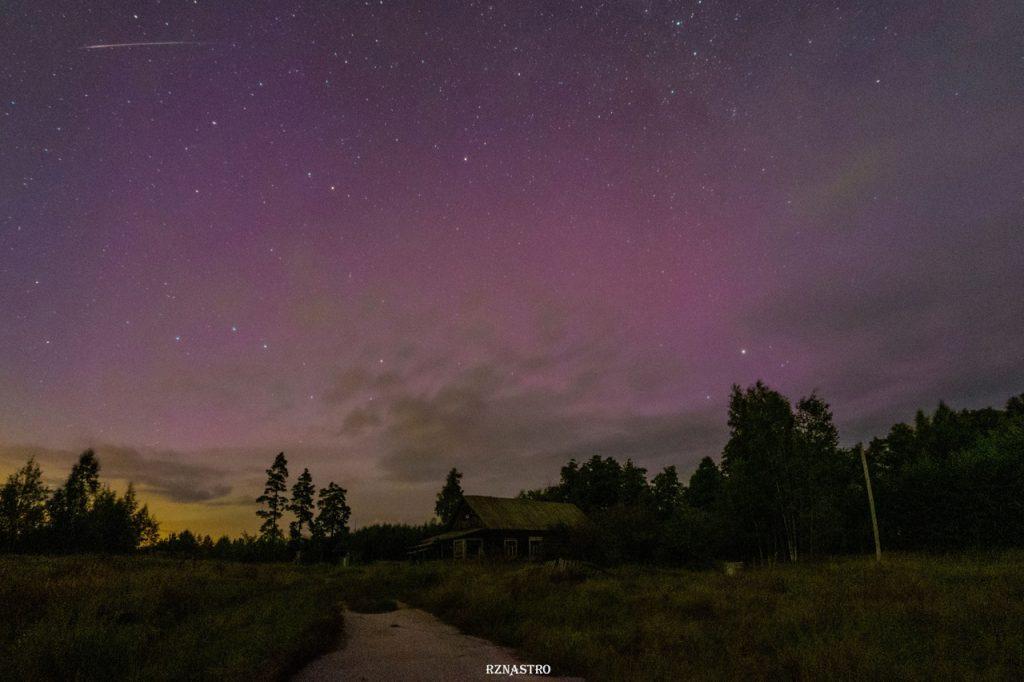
[504, 538, 518, 558]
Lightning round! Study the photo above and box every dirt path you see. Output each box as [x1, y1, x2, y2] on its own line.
[294, 606, 584, 682]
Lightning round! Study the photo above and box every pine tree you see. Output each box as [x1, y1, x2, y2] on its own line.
[314, 482, 351, 558]
[434, 468, 464, 525]
[256, 452, 289, 542]
[288, 468, 316, 541]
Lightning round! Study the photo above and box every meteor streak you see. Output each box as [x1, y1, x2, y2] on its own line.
[80, 41, 203, 50]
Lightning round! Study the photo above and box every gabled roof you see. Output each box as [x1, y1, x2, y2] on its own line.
[460, 495, 587, 531]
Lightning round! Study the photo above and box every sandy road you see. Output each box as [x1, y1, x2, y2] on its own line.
[293, 606, 584, 682]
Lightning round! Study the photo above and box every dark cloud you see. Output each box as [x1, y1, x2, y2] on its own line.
[0, 444, 231, 503]
[742, 209, 1024, 442]
[327, 360, 724, 489]
[339, 406, 381, 435]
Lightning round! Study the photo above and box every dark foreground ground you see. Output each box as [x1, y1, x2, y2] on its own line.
[1, 552, 1022, 680]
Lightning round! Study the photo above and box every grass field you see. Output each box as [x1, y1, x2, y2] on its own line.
[349, 554, 1024, 680]
[0, 556, 343, 681]
[2, 553, 1023, 680]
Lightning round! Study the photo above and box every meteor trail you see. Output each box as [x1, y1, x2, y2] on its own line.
[80, 41, 204, 50]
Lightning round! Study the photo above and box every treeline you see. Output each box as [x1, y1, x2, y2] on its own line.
[0, 450, 157, 554]
[154, 521, 444, 563]
[137, 450, 440, 564]
[153, 452, 353, 562]
[519, 384, 1024, 565]
[4, 384, 1021, 564]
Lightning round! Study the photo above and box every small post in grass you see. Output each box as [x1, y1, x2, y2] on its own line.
[859, 446, 882, 563]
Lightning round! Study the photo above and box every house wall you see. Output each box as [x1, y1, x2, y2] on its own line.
[450, 529, 571, 561]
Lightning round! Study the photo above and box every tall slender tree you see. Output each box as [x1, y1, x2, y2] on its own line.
[256, 452, 289, 542]
[435, 468, 464, 525]
[792, 393, 842, 556]
[47, 450, 102, 550]
[288, 468, 316, 541]
[315, 482, 351, 558]
[721, 382, 797, 562]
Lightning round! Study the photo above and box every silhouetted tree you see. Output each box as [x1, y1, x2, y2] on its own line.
[315, 482, 351, 559]
[288, 468, 316, 542]
[791, 394, 845, 556]
[558, 456, 625, 513]
[349, 521, 443, 562]
[0, 458, 49, 551]
[720, 383, 797, 561]
[685, 457, 723, 511]
[256, 452, 289, 542]
[619, 459, 650, 506]
[1007, 393, 1024, 418]
[650, 465, 683, 517]
[865, 395, 1024, 551]
[435, 468, 464, 525]
[46, 450, 102, 551]
[166, 529, 200, 555]
[85, 484, 159, 552]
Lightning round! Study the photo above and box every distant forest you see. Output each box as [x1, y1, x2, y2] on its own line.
[2, 382, 1022, 565]
[520, 384, 1024, 564]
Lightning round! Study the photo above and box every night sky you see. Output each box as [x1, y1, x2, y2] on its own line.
[2, 1, 1022, 535]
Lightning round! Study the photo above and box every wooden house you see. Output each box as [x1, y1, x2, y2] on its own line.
[410, 495, 587, 561]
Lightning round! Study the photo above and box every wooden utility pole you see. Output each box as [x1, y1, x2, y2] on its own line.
[859, 447, 882, 562]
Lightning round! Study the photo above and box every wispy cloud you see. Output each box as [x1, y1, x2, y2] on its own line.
[0, 444, 231, 503]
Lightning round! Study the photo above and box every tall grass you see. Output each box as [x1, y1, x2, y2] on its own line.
[0, 556, 343, 681]
[2, 553, 1022, 680]
[345, 553, 1024, 680]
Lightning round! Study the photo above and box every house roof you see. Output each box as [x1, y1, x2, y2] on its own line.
[460, 495, 587, 531]
[411, 528, 482, 550]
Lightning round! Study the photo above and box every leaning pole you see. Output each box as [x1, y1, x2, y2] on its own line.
[860, 447, 882, 563]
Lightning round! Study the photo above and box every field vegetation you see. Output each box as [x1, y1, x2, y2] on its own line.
[3, 552, 1022, 681]
[0, 556, 342, 681]
[348, 554, 1024, 680]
